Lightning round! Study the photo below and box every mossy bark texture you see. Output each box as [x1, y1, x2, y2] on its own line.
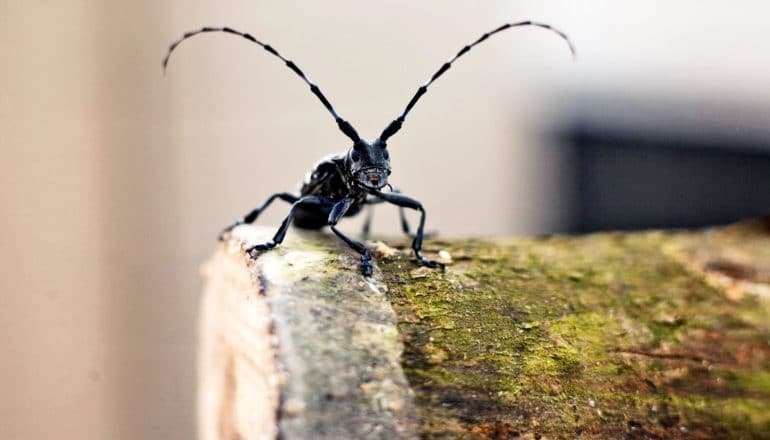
[202, 219, 770, 439]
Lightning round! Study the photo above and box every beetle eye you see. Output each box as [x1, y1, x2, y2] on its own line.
[383, 150, 389, 160]
[351, 151, 360, 161]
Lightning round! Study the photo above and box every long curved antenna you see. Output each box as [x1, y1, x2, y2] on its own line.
[379, 20, 575, 142]
[163, 27, 361, 144]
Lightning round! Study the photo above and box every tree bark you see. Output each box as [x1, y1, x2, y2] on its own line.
[199, 219, 770, 439]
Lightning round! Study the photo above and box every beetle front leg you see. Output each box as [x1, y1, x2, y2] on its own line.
[219, 192, 299, 240]
[245, 195, 328, 256]
[371, 191, 445, 271]
[330, 197, 374, 276]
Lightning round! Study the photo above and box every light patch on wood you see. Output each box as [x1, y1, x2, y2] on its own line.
[217, 355, 242, 440]
[664, 219, 770, 302]
[199, 238, 280, 440]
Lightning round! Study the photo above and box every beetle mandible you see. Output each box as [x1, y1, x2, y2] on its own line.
[163, 21, 574, 276]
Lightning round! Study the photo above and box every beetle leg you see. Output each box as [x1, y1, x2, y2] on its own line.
[371, 191, 444, 271]
[398, 205, 412, 237]
[219, 192, 299, 240]
[361, 189, 413, 239]
[330, 197, 374, 276]
[245, 195, 329, 256]
[361, 204, 375, 239]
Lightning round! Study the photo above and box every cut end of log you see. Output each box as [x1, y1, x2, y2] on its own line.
[198, 229, 281, 440]
[199, 221, 770, 439]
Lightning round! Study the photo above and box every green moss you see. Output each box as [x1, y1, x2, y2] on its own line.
[735, 371, 770, 398]
[381, 230, 770, 438]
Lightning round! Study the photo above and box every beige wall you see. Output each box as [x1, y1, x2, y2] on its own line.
[2, 1, 770, 439]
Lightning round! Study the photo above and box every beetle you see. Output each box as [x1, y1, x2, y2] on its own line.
[163, 21, 574, 276]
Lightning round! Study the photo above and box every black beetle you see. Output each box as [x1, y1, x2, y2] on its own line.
[163, 21, 574, 276]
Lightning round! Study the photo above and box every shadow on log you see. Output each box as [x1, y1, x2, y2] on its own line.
[200, 219, 770, 439]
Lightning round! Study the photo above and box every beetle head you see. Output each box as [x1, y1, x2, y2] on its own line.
[347, 139, 391, 190]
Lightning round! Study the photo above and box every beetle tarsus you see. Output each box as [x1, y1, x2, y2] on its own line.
[360, 253, 373, 277]
[415, 251, 446, 271]
[247, 240, 277, 257]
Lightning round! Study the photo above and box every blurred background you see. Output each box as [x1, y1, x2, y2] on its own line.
[2, 1, 769, 438]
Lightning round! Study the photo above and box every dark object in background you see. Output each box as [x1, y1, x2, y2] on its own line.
[557, 95, 770, 232]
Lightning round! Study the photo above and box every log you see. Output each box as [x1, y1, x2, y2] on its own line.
[199, 219, 770, 439]
[199, 226, 416, 440]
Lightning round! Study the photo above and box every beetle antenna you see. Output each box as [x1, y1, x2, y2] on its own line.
[163, 26, 361, 144]
[379, 20, 574, 142]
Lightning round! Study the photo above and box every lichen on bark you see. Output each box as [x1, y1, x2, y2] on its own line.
[380, 220, 770, 439]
